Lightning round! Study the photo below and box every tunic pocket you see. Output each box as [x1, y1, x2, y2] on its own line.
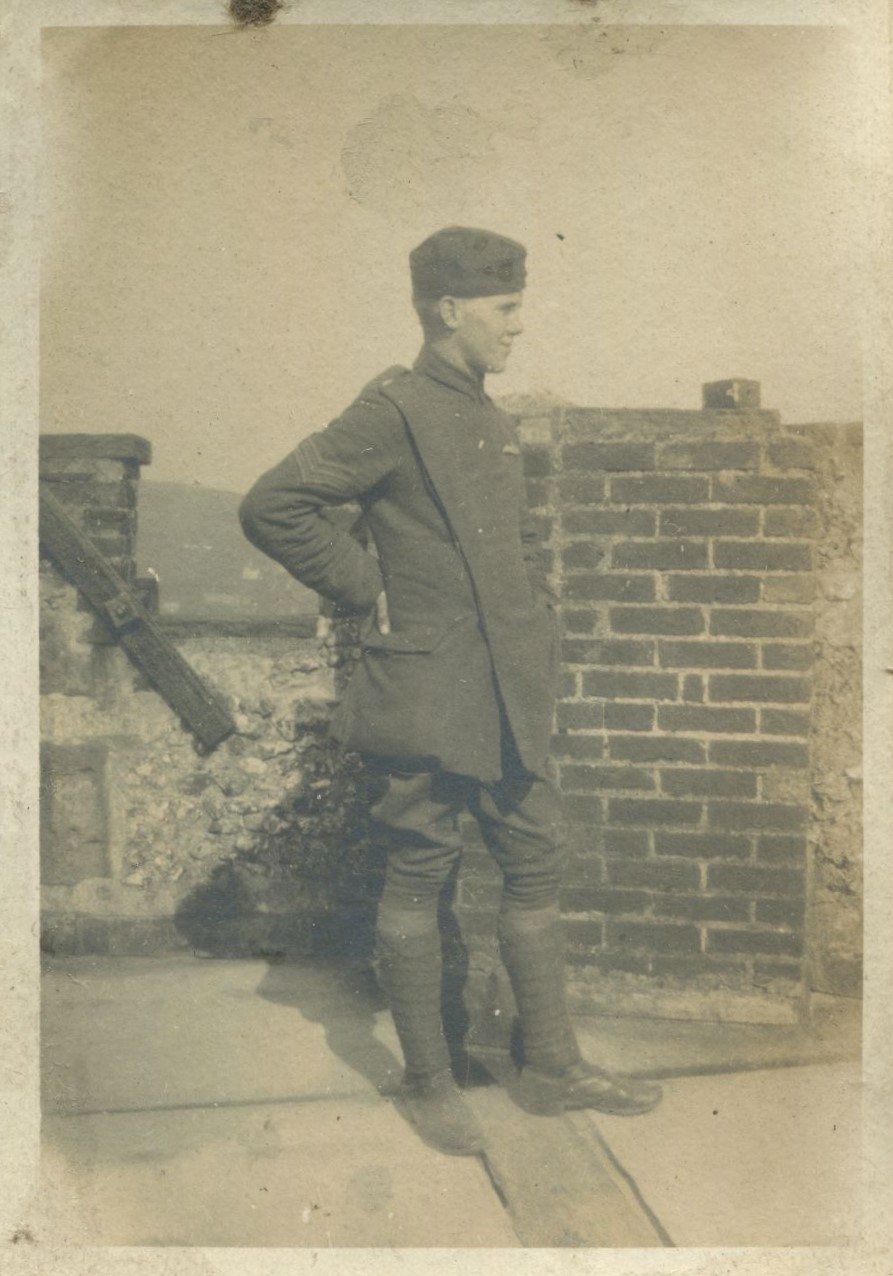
[360, 610, 478, 654]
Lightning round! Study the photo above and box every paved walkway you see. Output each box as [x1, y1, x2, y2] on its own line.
[37, 955, 861, 1248]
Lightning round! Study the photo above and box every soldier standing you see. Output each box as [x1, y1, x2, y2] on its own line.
[240, 226, 662, 1155]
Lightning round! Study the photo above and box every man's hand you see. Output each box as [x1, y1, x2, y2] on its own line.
[317, 590, 390, 668]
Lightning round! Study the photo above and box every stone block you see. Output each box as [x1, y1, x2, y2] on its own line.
[606, 858, 700, 892]
[605, 918, 701, 953]
[603, 828, 650, 857]
[561, 886, 650, 915]
[707, 802, 808, 832]
[40, 743, 110, 885]
[562, 638, 654, 666]
[608, 733, 704, 763]
[560, 764, 655, 792]
[654, 831, 750, 860]
[659, 508, 760, 537]
[582, 669, 679, 700]
[707, 929, 803, 957]
[551, 733, 605, 760]
[610, 606, 704, 636]
[659, 640, 758, 669]
[655, 894, 751, 923]
[661, 768, 757, 798]
[702, 379, 761, 409]
[667, 575, 761, 604]
[607, 798, 702, 827]
[563, 574, 656, 603]
[604, 704, 655, 733]
[562, 441, 655, 472]
[610, 475, 710, 505]
[658, 440, 760, 471]
[564, 509, 655, 536]
[713, 541, 813, 572]
[658, 705, 756, 734]
[611, 541, 709, 571]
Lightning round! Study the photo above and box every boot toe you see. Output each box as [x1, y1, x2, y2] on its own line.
[518, 1061, 663, 1117]
[396, 1073, 488, 1155]
[563, 1063, 663, 1116]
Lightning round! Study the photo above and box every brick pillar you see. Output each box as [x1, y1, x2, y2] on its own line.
[39, 433, 151, 581]
[39, 434, 151, 887]
[39, 434, 152, 689]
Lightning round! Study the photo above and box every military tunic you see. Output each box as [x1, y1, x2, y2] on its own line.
[239, 345, 557, 783]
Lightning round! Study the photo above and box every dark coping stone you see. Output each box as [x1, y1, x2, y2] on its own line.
[40, 434, 153, 465]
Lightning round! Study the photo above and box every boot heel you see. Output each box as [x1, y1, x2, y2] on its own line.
[517, 1067, 568, 1116]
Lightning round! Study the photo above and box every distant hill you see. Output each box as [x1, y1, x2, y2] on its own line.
[136, 392, 569, 621]
[136, 480, 317, 621]
[497, 389, 575, 416]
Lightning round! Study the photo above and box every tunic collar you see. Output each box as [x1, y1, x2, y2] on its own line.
[413, 345, 491, 405]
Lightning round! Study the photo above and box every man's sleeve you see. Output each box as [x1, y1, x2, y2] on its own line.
[239, 392, 403, 613]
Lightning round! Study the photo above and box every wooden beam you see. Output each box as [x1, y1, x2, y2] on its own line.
[40, 485, 235, 752]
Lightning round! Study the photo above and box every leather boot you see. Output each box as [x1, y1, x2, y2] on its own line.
[377, 906, 487, 1155]
[499, 904, 663, 1118]
[396, 1070, 487, 1156]
[498, 903, 584, 1075]
[518, 1060, 663, 1117]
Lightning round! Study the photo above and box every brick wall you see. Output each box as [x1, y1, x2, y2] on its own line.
[456, 385, 861, 1026]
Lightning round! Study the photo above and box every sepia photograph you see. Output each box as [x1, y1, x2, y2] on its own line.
[3, 0, 889, 1264]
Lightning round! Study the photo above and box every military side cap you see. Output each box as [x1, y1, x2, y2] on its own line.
[410, 226, 527, 299]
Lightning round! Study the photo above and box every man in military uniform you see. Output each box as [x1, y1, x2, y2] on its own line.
[240, 226, 661, 1155]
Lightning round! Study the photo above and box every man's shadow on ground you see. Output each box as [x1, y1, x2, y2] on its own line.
[173, 858, 494, 1098]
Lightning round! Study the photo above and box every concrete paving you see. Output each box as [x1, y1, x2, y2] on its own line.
[577, 1062, 862, 1247]
[41, 1098, 520, 1247]
[40, 955, 522, 1247]
[39, 954, 862, 1248]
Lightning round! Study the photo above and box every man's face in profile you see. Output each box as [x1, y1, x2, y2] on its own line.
[451, 292, 525, 376]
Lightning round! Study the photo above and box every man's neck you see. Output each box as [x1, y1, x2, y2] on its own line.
[425, 338, 485, 388]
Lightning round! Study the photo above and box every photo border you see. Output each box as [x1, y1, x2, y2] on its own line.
[3, 1, 891, 1271]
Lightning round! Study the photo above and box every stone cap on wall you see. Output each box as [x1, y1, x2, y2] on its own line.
[702, 379, 762, 410]
[40, 434, 152, 466]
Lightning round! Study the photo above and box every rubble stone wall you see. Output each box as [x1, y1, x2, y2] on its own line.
[40, 437, 368, 958]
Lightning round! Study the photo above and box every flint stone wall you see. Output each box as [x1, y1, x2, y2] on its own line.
[40, 437, 378, 960]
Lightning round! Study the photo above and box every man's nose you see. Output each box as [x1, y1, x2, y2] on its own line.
[508, 317, 524, 337]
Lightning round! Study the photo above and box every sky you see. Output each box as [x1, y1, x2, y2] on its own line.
[40, 23, 866, 490]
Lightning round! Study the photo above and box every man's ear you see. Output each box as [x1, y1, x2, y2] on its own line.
[438, 295, 463, 331]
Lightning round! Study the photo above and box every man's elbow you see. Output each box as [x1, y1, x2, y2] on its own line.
[238, 486, 273, 551]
